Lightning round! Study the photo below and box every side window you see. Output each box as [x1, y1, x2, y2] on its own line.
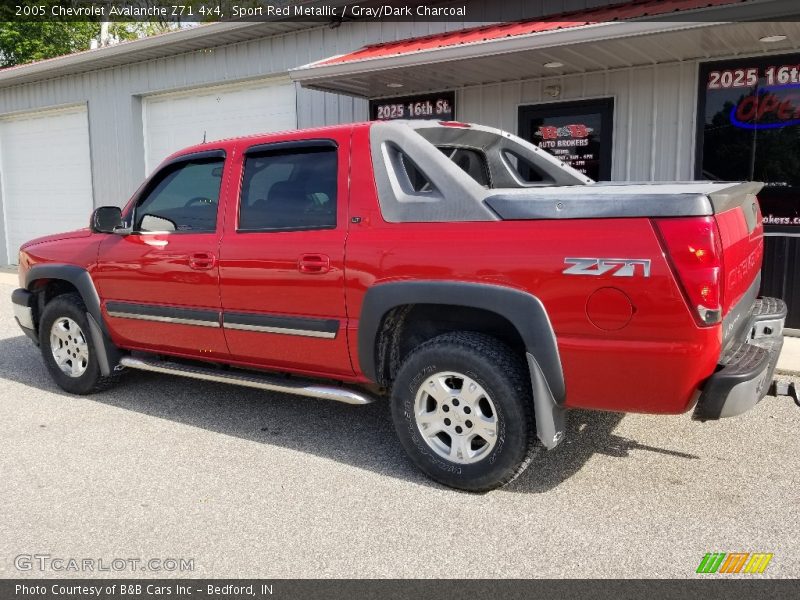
[437, 146, 490, 187]
[399, 152, 436, 193]
[502, 149, 547, 184]
[239, 146, 337, 232]
[135, 158, 224, 233]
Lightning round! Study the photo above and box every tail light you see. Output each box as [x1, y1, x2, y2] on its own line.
[654, 216, 724, 326]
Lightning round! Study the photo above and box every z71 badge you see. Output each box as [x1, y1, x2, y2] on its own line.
[563, 257, 651, 277]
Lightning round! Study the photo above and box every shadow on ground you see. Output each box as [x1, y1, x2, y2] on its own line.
[0, 334, 698, 493]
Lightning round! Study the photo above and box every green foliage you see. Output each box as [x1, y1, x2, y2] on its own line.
[0, 1, 196, 68]
[0, 21, 100, 67]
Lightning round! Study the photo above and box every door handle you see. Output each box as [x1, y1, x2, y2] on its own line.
[298, 254, 331, 274]
[188, 251, 216, 270]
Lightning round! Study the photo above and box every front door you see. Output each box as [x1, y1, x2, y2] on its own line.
[218, 132, 353, 378]
[93, 152, 230, 359]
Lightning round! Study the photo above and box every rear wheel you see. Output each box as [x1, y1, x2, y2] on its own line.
[391, 332, 539, 492]
[39, 294, 119, 395]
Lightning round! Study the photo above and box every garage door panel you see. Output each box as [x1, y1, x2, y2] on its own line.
[144, 79, 297, 173]
[0, 106, 93, 263]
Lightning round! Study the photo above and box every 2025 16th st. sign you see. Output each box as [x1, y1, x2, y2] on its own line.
[370, 91, 455, 121]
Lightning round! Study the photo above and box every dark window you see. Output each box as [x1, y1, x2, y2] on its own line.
[518, 98, 614, 181]
[399, 151, 436, 193]
[697, 55, 800, 233]
[134, 159, 224, 233]
[437, 146, 490, 187]
[502, 149, 546, 184]
[239, 147, 337, 231]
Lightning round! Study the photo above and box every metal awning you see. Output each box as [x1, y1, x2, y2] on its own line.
[290, 0, 800, 98]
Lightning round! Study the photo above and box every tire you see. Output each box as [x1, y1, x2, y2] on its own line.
[39, 293, 120, 395]
[391, 331, 539, 492]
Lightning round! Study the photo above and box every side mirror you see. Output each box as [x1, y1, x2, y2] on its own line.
[91, 206, 123, 234]
[139, 214, 177, 232]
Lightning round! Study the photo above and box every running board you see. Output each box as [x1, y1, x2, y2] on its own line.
[118, 357, 375, 405]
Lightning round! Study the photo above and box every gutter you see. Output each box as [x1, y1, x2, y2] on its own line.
[290, 0, 800, 85]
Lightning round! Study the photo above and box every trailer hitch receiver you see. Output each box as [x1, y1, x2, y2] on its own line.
[769, 380, 799, 407]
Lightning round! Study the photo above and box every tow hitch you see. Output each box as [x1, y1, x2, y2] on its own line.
[769, 380, 800, 407]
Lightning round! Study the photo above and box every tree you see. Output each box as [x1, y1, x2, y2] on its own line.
[0, 1, 193, 68]
[0, 21, 101, 67]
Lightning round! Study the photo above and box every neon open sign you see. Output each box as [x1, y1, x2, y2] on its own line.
[730, 84, 800, 130]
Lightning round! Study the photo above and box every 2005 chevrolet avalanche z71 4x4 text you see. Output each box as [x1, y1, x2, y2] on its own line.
[11, 120, 797, 491]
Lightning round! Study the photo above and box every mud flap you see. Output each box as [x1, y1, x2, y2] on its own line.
[526, 353, 566, 449]
[86, 312, 122, 376]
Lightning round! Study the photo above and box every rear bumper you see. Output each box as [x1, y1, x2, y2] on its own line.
[11, 288, 38, 344]
[693, 297, 785, 420]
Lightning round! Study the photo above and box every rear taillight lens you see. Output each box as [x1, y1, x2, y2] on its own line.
[654, 216, 724, 326]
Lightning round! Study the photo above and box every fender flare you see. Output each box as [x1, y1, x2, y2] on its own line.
[26, 264, 121, 376]
[358, 281, 566, 449]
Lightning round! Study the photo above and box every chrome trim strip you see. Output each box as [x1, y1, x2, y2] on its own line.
[118, 356, 374, 405]
[223, 321, 336, 338]
[764, 232, 800, 238]
[107, 310, 220, 328]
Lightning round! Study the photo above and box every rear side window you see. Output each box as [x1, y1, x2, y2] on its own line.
[239, 147, 337, 232]
[134, 158, 224, 233]
[399, 152, 436, 193]
[502, 149, 547, 183]
[438, 146, 490, 187]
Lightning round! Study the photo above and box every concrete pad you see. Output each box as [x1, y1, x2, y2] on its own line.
[778, 335, 800, 375]
[0, 272, 18, 286]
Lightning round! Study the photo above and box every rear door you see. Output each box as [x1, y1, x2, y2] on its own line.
[218, 131, 353, 377]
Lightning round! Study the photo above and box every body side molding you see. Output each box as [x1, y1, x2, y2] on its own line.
[106, 301, 221, 328]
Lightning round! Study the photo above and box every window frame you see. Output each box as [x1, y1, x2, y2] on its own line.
[236, 139, 339, 234]
[128, 149, 226, 235]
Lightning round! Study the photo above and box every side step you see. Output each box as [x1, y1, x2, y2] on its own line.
[118, 356, 375, 405]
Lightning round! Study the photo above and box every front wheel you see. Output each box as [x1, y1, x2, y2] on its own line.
[39, 293, 120, 395]
[391, 332, 539, 492]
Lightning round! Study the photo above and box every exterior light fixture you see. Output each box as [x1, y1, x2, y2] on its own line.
[759, 35, 787, 43]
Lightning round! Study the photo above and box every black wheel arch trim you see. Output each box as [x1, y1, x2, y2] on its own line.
[25, 264, 121, 376]
[358, 280, 566, 402]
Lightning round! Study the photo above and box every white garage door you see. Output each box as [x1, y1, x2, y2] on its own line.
[143, 78, 296, 173]
[0, 105, 93, 264]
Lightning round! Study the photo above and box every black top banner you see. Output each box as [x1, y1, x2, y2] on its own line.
[1, 0, 799, 23]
